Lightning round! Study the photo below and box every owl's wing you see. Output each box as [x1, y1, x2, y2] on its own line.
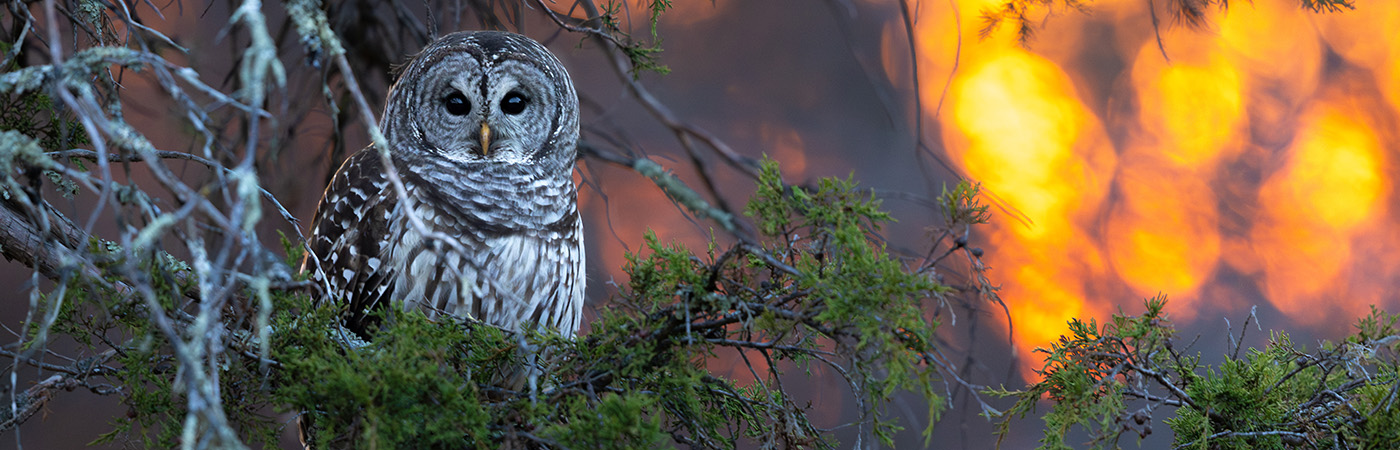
[305, 148, 399, 337]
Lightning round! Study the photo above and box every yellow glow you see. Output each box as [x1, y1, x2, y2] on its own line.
[1286, 111, 1386, 229]
[946, 51, 1115, 237]
[1252, 103, 1390, 322]
[939, 46, 1116, 381]
[1132, 48, 1246, 169]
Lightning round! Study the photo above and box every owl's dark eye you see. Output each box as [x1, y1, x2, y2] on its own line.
[443, 92, 472, 116]
[500, 91, 530, 115]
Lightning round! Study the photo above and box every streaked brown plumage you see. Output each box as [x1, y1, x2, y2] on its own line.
[303, 30, 584, 344]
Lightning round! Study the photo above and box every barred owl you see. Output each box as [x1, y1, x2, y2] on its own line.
[305, 31, 584, 342]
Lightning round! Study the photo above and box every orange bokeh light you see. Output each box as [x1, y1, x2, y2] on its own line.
[901, 0, 1400, 379]
[1105, 162, 1221, 313]
[938, 44, 1117, 379]
[1251, 102, 1391, 323]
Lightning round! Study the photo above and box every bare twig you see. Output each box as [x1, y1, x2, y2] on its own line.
[0, 374, 79, 433]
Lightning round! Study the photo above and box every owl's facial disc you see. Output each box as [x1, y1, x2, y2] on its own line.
[412, 63, 550, 165]
[393, 31, 576, 169]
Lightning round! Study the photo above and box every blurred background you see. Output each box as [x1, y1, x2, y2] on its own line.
[3, 0, 1399, 448]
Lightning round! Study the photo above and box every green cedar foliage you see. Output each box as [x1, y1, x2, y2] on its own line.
[271, 157, 966, 448]
[994, 297, 1400, 450]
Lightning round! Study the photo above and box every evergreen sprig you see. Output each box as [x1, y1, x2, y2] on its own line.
[993, 297, 1400, 450]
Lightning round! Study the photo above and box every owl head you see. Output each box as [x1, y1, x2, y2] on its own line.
[382, 31, 579, 171]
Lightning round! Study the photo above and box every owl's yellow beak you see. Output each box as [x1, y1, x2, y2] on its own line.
[479, 123, 492, 156]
